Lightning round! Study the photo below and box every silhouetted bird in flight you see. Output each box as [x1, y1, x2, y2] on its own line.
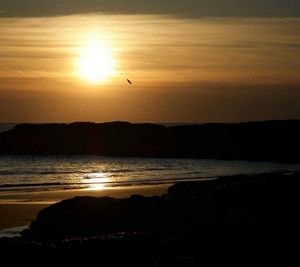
[127, 79, 132, 85]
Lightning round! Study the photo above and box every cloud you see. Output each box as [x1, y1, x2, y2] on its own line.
[0, 15, 299, 85]
[0, 14, 299, 122]
[0, 0, 299, 18]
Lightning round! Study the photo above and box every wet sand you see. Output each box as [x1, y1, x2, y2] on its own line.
[0, 204, 49, 230]
[0, 185, 169, 230]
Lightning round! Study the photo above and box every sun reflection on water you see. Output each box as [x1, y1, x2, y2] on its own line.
[83, 172, 110, 190]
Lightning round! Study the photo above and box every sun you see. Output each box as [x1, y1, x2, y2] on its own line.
[76, 42, 116, 84]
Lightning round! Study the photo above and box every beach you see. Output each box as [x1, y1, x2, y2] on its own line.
[0, 185, 169, 231]
[2, 154, 298, 233]
[1, 173, 299, 265]
[1, 0, 299, 262]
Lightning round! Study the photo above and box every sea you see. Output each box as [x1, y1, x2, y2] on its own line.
[1, 123, 300, 194]
[0, 123, 16, 133]
[1, 123, 300, 238]
[0, 155, 300, 194]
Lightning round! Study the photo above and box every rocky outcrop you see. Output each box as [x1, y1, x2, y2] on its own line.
[23, 173, 300, 240]
[0, 120, 300, 162]
[1, 173, 300, 265]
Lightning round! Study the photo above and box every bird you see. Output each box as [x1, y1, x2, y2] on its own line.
[127, 79, 132, 85]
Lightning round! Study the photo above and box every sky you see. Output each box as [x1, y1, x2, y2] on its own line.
[1, 0, 300, 17]
[0, 1, 300, 122]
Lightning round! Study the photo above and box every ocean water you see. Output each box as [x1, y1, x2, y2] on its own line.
[0, 225, 28, 238]
[0, 123, 16, 133]
[0, 155, 300, 194]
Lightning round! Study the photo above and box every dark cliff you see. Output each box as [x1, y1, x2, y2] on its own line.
[0, 120, 299, 162]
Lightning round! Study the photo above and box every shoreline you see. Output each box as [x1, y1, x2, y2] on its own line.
[0, 184, 169, 231]
[1, 173, 299, 265]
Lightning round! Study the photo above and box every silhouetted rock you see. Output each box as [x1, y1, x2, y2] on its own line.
[2, 173, 300, 264]
[23, 173, 300, 240]
[25, 195, 166, 239]
[0, 120, 300, 162]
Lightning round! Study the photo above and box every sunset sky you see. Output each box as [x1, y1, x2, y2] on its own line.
[0, 0, 300, 122]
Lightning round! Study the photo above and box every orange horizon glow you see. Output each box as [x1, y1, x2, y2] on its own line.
[0, 15, 300, 122]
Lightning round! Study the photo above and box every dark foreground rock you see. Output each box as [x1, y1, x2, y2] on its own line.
[1, 173, 300, 265]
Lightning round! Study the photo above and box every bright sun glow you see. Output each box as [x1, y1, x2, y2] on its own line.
[83, 172, 109, 190]
[76, 41, 116, 84]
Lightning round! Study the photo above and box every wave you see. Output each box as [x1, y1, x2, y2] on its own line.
[0, 123, 16, 133]
[93, 168, 167, 173]
[0, 182, 80, 189]
[0, 225, 28, 238]
[0, 168, 184, 177]
[0, 176, 217, 192]
[0, 168, 167, 176]
[0, 170, 89, 176]
[1, 156, 300, 195]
